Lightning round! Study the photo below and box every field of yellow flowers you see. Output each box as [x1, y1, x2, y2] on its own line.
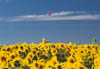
[0, 38, 100, 69]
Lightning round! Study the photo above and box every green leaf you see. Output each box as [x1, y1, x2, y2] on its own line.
[33, 55, 37, 60]
[14, 61, 21, 67]
[9, 67, 13, 69]
[22, 65, 29, 69]
[48, 50, 52, 58]
[20, 52, 27, 59]
[58, 65, 62, 69]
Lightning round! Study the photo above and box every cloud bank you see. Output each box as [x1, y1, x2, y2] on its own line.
[0, 11, 100, 22]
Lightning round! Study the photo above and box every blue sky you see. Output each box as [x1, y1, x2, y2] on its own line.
[0, 0, 100, 45]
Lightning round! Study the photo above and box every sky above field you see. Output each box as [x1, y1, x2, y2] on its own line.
[0, 0, 100, 45]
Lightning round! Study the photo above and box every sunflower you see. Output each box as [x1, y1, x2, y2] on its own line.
[13, 45, 19, 50]
[22, 42, 28, 47]
[60, 53, 66, 60]
[51, 48, 57, 55]
[0, 54, 8, 64]
[45, 61, 52, 69]
[30, 61, 40, 69]
[38, 59, 45, 69]
[0, 46, 7, 51]
[22, 58, 31, 68]
[32, 49, 37, 55]
[12, 57, 23, 68]
[25, 56, 33, 64]
[8, 52, 17, 61]
[6, 46, 11, 52]
[26, 52, 34, 59]
[77, 64, 88, 69]
[44, 45, 50, 51]
[50, 56, 59, 68]
[94, 57, 100, 66]
[88, 56, 93, 63]
[59, 62, 67, 69]
[19, 45, 27, 52]
[0, 63, 5, 69]
[67, 56, 75, 64]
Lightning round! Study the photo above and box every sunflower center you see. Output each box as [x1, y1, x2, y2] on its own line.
[61, 54, 65, 58]
[14, 61, 21, 67]
[7, 48, 10, 51]
[15, 46, 18, 49]
[29, 55, 32, 58]
[53, 50, 56, 53]
[80, 67, 84, 69]
[11, 55, 15, 59]
[61, 44, 64, 47]
[35, 63, 38, 67]
[1, 57, 6, 61]
[33, 51, 36, 54]
[70, 59, 74, 63]
[8, 64, 11, 67]
[28, 59, 31, 64]
[20, 46, 24, 50]
[53, 61, 57, 65]
[89, 58, 92, 61]
[25, 50, 28, 53]
[81, 51, 83, 53]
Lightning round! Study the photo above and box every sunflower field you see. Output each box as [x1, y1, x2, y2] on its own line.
[0, 38, 100, 69]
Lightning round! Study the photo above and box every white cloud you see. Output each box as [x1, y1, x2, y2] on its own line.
[0, 11, 100, 22]
[51, 11, 74, 16]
